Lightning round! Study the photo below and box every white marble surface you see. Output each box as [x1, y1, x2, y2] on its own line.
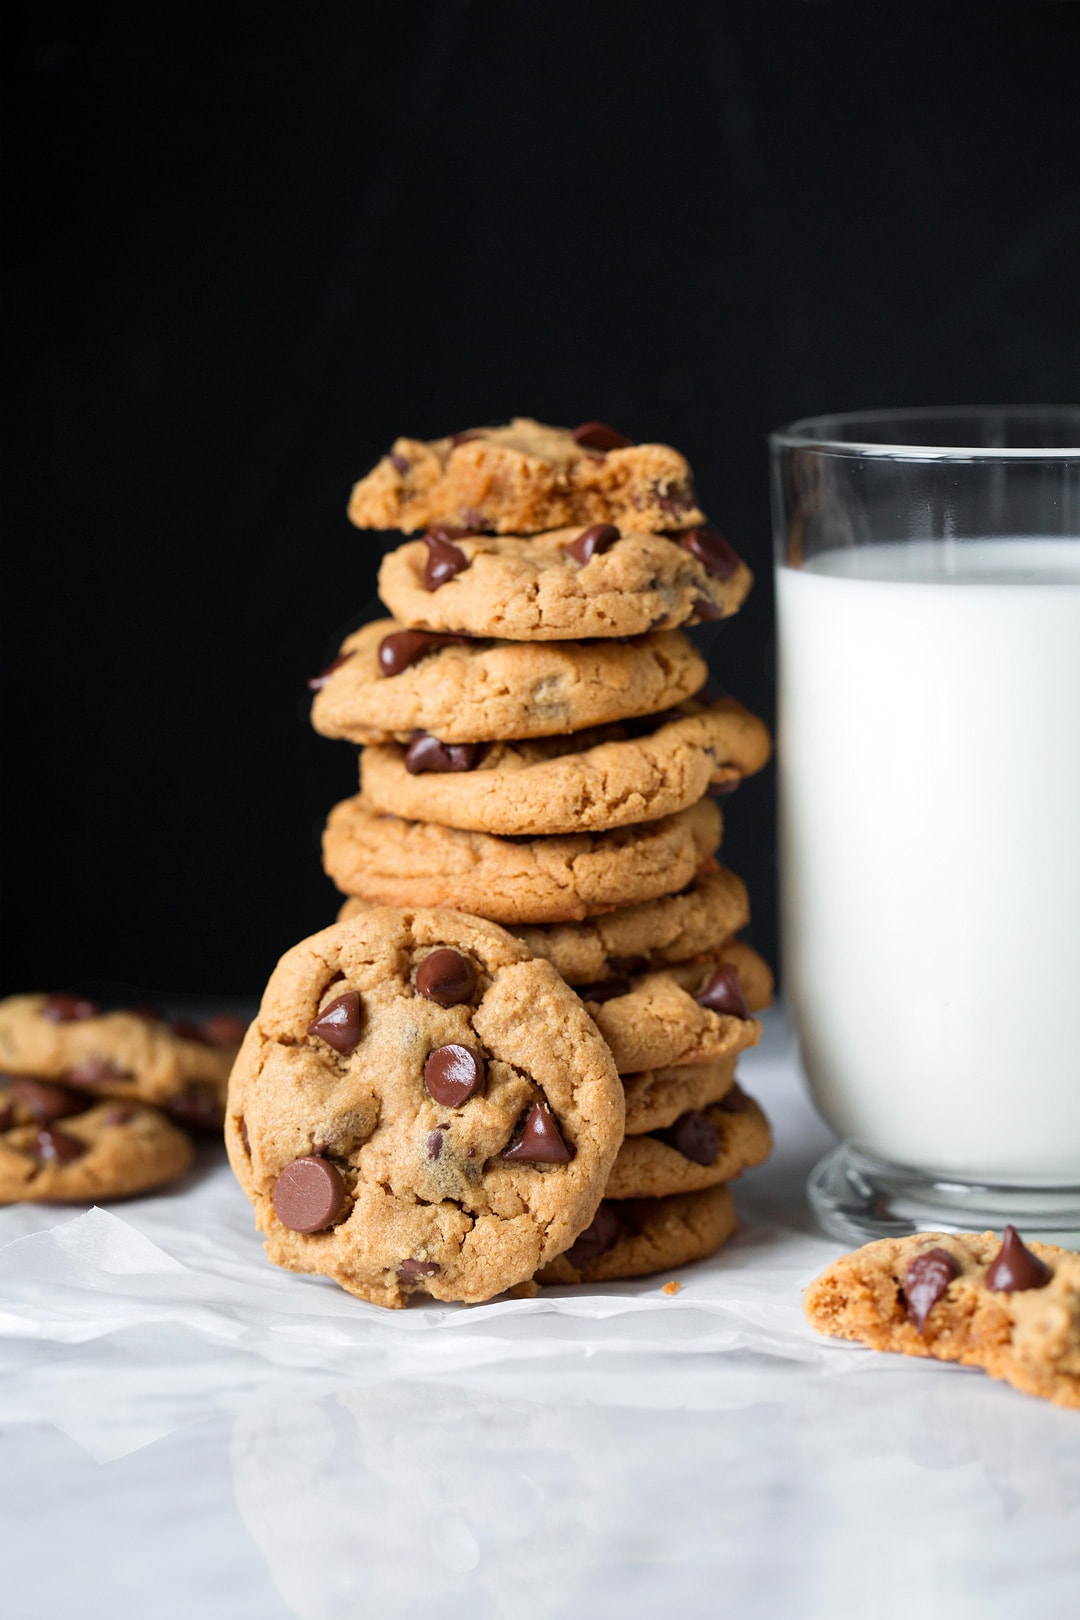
[2, 1014, 1078, 1619]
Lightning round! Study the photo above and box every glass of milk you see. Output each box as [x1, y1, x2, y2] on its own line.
[771, 407, 1080, 1246]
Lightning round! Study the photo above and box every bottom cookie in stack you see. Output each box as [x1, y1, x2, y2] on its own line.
[539, 1183, 740, 1285]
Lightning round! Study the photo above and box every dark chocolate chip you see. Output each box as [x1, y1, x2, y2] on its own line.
[10, 1077, 90, 1123]
[41, 993, 98, 1023]
[571, 421, 632, 452]
[422, 530, 470, 590]
[0, 1101, 14, 1132]
[166, 1085, 223, 1127]
[707, 778, 741, 799]
[398, 1257, 440, 1279]
[238, 1117, 251, 1153]
[65, 1056, 128, 1087]
[607, 955, 649, 977]
[307, 652, 355, 692]
[169, 1018, 213, 1046]
[659, 1109, 720, 1165]
[716, 1085, 750, 1113]
[695, 965, 750, 1019]
[198, 1013, 250, 1049]
[426, 1126, 447, 1160]
[903, 1247, 959, 1332]
[34, 1126, 86, 1165]
[564, 523, 620, 565]
[655, 484, 696, 518]
[101, 1105, 134, 1126]
[389, 452, 411, 474]
[377, 629, 470, 677]
[680, 527, 741, 580]
[307, 991, 362, 1054]
[403, 732, 478, 774]
[985, 1225, 1053, 1293]
[502, 1101, 573, 1164]
[273, 1156, 348, 1233]
[577, 977, 630, 1005]
[564, 1202, 622, 1267]
[691, 596, 725, 622]
[415, 949, 476, 1006]
[424, 1044, 486, 1107]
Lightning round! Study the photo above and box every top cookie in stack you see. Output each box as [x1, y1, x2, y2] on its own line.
[314, 416, 774, 1289]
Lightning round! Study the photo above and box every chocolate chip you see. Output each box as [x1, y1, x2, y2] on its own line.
[659, 1109, 719, 1165]
[415, 949, 476, 1006]
[403, 732, 478, 774]
[985, 1225, 1053, 1292]
[577, 977, 630, 1005]
[41, 993, 98, 1023]
[716, 1085, 750, 1113]
[132, 1005, 163, 1021]
[424, 1044, 486, 1107]
[691, 596, 725, 622]
[377, 629, 471, 677]
[273, 1156, 348, 1233]
[64, 1056, 128, 1087]
[903, 1247, 959, 1332]
[426, 1126, 448, 1160]
[10, 1077, 90, 1123]
[307, 991, 362, 1053]
[0, 1101, 14, 1132]
[564, 523, 620, 565]
[198, 1013, 250, 1049]
[389, 452, 411, 473]
[707, 778, 741, 799]
[607, 955, 649, 977]
[169, 1017, 213, 1045]
[502, 1101, 573, 1164]
[449, 431, 482, 448]
[239, 1117, 251, 1153]
[101, 1105, 134, 1126]
[655, 484, 696, 518]
[307, 652, 355, 691]
[166, 1085, 222, 1127]
[34, 1127, 85, 1165]
[695, 965, 750, 1019]
[460, 509, 493, 532]
[564, 1202, 621, 1267]
[398, 1257, 440, 1279]
[571, 421, 632, 452]
[680, 527, 741, 580]
[421, 530, 470, 590]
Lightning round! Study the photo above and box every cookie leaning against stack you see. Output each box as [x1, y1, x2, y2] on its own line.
[298, 416, 775, 1292]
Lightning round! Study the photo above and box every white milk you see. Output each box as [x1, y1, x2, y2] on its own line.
[777, 539, 1080, 1182]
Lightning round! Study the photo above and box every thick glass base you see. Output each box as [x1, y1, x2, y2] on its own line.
[808, 1143, 1080, 1250]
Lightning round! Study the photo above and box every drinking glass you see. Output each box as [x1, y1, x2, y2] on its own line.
[770, 407, 1080, 1245]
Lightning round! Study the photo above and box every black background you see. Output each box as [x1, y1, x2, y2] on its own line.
[3, 0, 1079, 998]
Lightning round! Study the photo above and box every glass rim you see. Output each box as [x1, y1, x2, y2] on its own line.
[769, 404, 1080, 461]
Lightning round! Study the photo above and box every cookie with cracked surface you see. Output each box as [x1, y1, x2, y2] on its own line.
[0, 1095, 194, 1203]
[359, 696, 771, 836]
[622, 1055, 740, 1136]
[581, 947, 771, 1074]
[0, 994, 246, 1128]
[377, 526, 751, 641]
[310, 619, 708, 745]
[324, 796, 722, 925]
[604, 1092, 772, 1200]
[538, 1184, 738, 1285]
[225, 908, 625, 1308]
[348, 417, 706, 535]
[805, 1229, 1080, 1409]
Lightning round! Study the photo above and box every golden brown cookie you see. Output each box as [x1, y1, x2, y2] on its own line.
[804, 1228, 1080, 1409]
[0, 1097, 194, 1203]
[377, 527, 751, 641]
[323, 796, 723, 925]
[622, 1055, 739, 1136]
[348, 417, 706, 535]
[310, 619, 708, 745]
[582, 951, 770, 1074]
[538, 1184, 738, 1285]
[225, 908, 625, 1308]
[359, 697, 771, 836]
[0, 994, 245, 1128]
[604, 1091, 772, 1200]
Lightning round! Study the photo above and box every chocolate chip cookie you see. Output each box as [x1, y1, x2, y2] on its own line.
[310, 620, 708, 746]
[604, 1092, 772, 1200]
[225, 908, 625, 1308]
[377, 526, 752, 641]
[622, 1054, 739, 1136]
[0, 1092, 194, 1203]
[348, 417, 706, 535]
[805, 1228, 1080, 1409]
[538, 1184, 738, 1286]
[323, 796, 723, 924]
[359, 697, 771, 836]
[0, 994, 246, 1128]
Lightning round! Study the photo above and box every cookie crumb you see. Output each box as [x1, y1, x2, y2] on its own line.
[662, 1280, 682, 1296]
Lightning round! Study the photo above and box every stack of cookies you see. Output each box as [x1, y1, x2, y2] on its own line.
[305, 417, 774, 1288]
[0, 993, 244, 1204]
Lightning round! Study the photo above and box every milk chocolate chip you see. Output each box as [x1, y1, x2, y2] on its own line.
[564, 1202, 621, 1267]
[307, 991, 362, 1054]
[502, 1101, 573, 1164]
[903, 1247, 959, 1332]
[424, 1044, 486, 1107]
[422, 529, 470, 590]
[41, 993, 98, 1023]
[415, 949, 476, 1006]
[571, 421, 631, 452]
[273, 1156, 348, 1233]
[985, 1225, 1052, 1292]
[34, 1127, 86, 1165]
[403, 732, 478, 774]
[695, 965, 750, 1019]
[564, 523, 620, 565]
[659, 1109, 719, 1165]
[378, 629, 470, 677]
[680, 528, 741, 580]
[307, 652, 355, 692]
